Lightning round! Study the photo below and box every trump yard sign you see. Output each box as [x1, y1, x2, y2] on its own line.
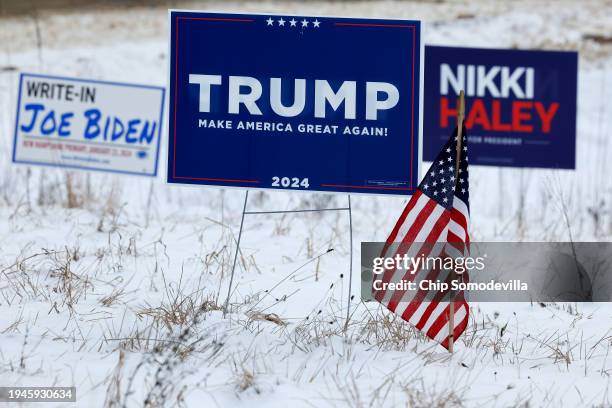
[167, 11, 422, 195]
[423, 46, 578, 169]
[13, 73, 165, 176]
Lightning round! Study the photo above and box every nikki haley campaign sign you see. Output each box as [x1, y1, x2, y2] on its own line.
[423, 46, 577, 169]
[167, 11, 422, 195]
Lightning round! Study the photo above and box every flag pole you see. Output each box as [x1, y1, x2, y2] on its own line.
[448, 90, 465, 354]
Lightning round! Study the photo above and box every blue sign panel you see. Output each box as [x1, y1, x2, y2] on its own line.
[168, 11, 421, 195]
[13, 73, 165, 176]
[423, 46, 577, 169]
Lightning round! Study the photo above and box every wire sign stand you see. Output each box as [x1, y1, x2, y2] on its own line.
[222, 191, 354, 329]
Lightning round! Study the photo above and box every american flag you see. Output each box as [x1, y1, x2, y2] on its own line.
[373, 125, 470, 349]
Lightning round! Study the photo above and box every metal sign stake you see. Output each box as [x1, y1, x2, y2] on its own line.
[222, 192, 354, 326]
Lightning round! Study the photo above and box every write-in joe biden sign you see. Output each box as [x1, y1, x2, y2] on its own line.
[168, 11, 422, 195]
[13, 74, 165, 176]
[424, 46, 577, 169]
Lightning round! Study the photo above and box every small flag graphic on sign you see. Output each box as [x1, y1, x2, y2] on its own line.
[373, 93, 470, 350]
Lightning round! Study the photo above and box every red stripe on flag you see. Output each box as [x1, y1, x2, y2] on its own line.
[450, 208, 469, 244]
[425, 303, 451, 340]
[373, 198, 438, 302]
[450, 208, 468, 229]
[375, 202, 444, 304]
[381, 190, 422, 256]
[385, 211, 450, 311]
[440, 301, 469, 350]
[400, 265, 442, 321]
[386, 241, 437, 312]
[400, 199, 438, 243]
[446, 231, 463, 245]
[426, 294, 468, 342]
[414, 269, 454, 329]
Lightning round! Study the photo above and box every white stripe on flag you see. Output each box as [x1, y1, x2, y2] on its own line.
[403, 267, 451, 324]
[453, 197, 469, 220]
[390, 194, 431, 243]
[393, 239, 448, 317]
[434, 303, 468, 343]
[380, 205, 447, 305]
[448, 221, 466, 241]
[420, 301, 448, 334]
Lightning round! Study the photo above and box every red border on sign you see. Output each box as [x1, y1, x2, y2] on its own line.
[329, 22, 416, 191]
[172, 17, 418, 191]
[173, 16, 258, 184]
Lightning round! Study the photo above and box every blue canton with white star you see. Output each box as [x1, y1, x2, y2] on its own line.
[419, 126, 469, 211]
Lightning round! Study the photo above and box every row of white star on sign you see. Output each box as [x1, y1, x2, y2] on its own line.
[266, 17, 321, 28]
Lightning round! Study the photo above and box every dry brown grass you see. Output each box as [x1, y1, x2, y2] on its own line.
[247, 311, 287, 326]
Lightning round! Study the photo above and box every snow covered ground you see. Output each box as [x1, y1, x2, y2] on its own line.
[1, 1, 612, 406]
